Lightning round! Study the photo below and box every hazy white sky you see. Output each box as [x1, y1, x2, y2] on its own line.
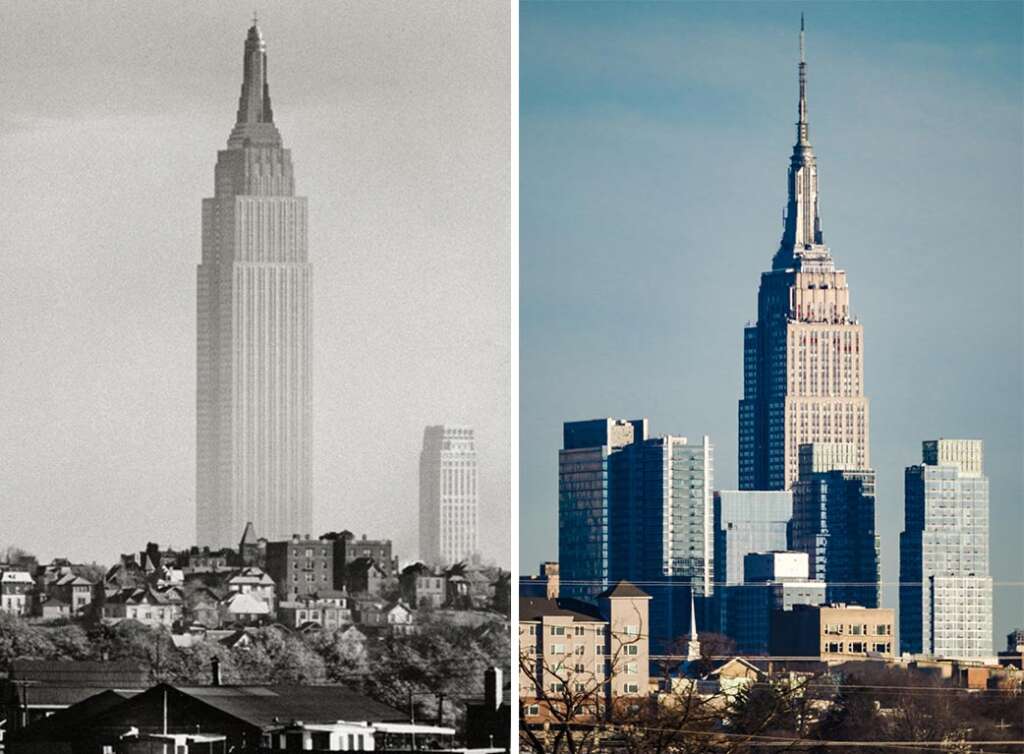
[0, 2, 510, 566]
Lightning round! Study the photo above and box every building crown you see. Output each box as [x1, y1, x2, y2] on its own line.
[227, 20, 283, 149]
[773, 15, 829, 270]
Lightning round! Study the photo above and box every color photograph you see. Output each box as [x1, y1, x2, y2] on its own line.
[519, 2, 1023, 751]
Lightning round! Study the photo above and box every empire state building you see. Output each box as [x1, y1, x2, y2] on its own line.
[197, 22, 312, 546]
[738, 20, 869, 491]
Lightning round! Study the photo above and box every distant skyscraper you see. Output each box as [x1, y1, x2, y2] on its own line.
[790, 443, 880, 608]
[559, 418, 713, 648]
[197, 22, 312, 547]
[713, 490, 793, 630]
[900, 439, 993, 659]
[738, 19, 869, 491]
[419, 425, 478, 565]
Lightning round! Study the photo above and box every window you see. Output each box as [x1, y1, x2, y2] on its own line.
[574, 663, 585, 673]
[574, 645, 585, 655]
[549, 682, 564, 692]
[551, 626, 565, 636]
[596, 644, 604, 655]
[623, 645, 639, 655]
[550, 644, 565, 655]
[624, 624, 640, 636]
[574, 626, 585, 636]
[526, 704, 539, 716]
[624, 683, 639, 694]
[625, 662, 638, 674]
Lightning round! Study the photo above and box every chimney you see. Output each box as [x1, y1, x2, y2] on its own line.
[484, 667, 503, 710]
[543, 562, 560, 600]
[211, 658, 221, 686]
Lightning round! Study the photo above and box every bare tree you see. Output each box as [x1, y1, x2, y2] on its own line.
[518, 606, 646, 754]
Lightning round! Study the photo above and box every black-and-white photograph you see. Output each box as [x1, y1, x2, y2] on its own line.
[0, 2, 511, 752]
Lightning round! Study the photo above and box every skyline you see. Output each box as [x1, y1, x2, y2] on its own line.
[0, 3, 510, 566]
[520, 1, 1023, 642]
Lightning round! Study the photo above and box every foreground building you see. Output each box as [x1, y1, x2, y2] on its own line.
[900, 439, 993, 659]
[6, 681, 448, 753]
[790, 443, 880, 607]
[196, 20, 313, 548]
[738, 20, 870, 491]
[519, 580, 651, 725]
[419, 425, 479, 565]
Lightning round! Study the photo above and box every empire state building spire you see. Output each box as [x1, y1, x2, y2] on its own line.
[775, 14, 824, 268]
[227, 20, 282, 149]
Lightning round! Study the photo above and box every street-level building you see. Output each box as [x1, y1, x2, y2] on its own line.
[770, 603, 894, 662]
[1, 570, 34, 616]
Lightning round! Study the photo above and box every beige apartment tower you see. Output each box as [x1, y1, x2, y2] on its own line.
[196, 22, 312, 547]
[739, 19, 869, 490]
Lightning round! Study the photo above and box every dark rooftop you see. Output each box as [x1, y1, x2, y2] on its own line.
[597, 581, 650, 600]
[519, 596, 604, 622]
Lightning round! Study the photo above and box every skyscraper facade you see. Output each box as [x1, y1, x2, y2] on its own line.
[900, 439, 993, 659]
[791, 443, 880, 608]
[419, 425, 479, 566]
[558, 418, 647, 601]
[559, 418, 712, 647]
[738, 21, 869, 492]
[197, 22, 312, 547]
[610, 434, 713, 648]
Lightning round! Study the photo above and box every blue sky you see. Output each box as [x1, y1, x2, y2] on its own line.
[520, 1, 1023, 641]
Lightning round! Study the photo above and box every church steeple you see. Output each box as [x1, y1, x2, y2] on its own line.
[227, 19, 282, 149]
[774, 15, 825, 269]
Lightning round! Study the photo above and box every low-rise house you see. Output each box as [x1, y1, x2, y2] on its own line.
[344, 557, 387, 596]
[352, 599, 415, 635]
[277, 592, 351, 630]
[104, 555, 147, 589]
[226, 566, 277, 610]
[0, 570, 34, 616]
[185, 587, 223, 628]
[384, 602, 415, 635]
[101, 586, 184, 628]
[53, 572, 94, 616]
[219, 591, 272, 627]
[399, 563, 445, 609]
